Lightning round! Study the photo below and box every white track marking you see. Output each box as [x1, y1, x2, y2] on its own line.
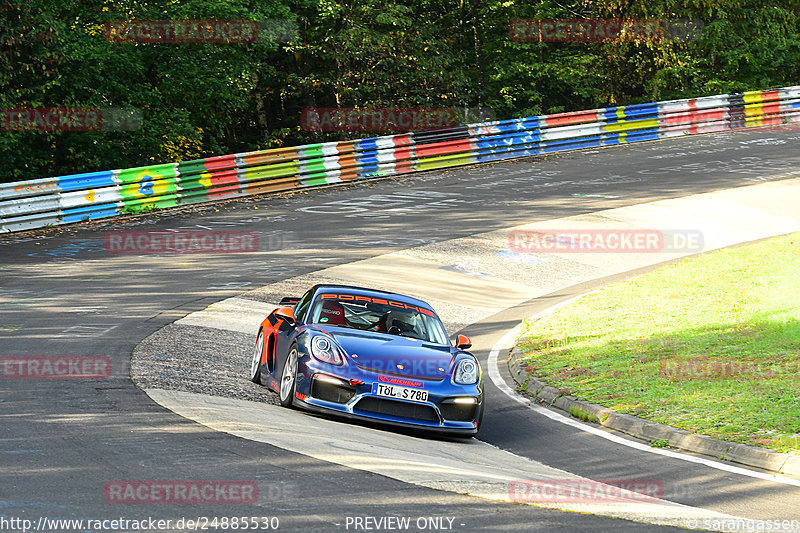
[487, 320, 800, 488]
[148, 388, 746, 530]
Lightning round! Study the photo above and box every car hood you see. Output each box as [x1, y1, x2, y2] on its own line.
[321, 327, 453, 380]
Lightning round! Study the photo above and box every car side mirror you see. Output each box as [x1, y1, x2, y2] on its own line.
[455, 334, 472, 350]
[275, 306, 296, 325]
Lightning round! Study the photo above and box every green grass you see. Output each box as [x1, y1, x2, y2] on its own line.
[518, 232, 800, 453]
[568, 405, 600, 424]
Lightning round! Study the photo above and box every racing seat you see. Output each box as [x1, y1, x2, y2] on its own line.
[319, 299, 347, 326]
[376, 312, 390, 333]
[381, 310, 420, 337]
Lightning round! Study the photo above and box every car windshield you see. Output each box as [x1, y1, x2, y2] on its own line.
[308, 293, 450, 345]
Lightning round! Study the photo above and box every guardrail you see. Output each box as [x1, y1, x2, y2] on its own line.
[2, 86, 799, 233]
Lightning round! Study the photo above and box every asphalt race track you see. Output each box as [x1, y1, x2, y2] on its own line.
[2, 126, 800, 532]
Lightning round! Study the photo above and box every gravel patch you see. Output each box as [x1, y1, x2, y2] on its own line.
[130, 226, 607, 405]
[132, 271, 477, 407]
[132, 322, 279, 405]
[130, 223, 606, 404]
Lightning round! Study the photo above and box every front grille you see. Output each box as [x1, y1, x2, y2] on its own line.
[440, 401, 477, 422]
[355, 397, 439, 423]
[310, 378, 355, 404]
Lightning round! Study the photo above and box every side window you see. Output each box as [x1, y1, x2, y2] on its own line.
[293, 290, 314, 324]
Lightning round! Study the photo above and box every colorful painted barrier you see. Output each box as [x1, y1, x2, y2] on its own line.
[2, 86, 799, 233]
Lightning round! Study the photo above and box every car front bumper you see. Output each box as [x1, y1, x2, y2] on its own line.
[293, 358, 483, 435]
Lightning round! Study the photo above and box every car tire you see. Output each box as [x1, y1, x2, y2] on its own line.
[250, 330, 264, 383]
[279, 344, 298, 408]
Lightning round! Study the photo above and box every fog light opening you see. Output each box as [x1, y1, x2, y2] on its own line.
[453, 397, 477, 405]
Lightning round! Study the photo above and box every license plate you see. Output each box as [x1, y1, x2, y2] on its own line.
[372, 382, 429, 403]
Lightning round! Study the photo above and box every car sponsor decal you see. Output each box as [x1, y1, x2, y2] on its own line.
[319, 293, 434, 316]
[295, 392, 308, 401]
[378, 374, 425, 389]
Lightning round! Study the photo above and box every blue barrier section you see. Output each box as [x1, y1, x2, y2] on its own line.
[2, 86, 799, 233]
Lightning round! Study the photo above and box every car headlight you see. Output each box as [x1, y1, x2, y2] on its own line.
[310, 335, 343, 365]
[454, 357, 479, 385]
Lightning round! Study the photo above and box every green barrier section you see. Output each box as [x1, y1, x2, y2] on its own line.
[118, 163, 180, 213]
[2, 86, 799, 233]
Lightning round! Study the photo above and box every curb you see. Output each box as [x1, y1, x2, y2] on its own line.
[507, 346, 800, 479]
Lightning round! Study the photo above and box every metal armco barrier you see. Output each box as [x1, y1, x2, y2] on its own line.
[2, 86, 799, 233]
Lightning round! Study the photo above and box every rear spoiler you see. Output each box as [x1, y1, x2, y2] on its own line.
[279, 296, 301, 306]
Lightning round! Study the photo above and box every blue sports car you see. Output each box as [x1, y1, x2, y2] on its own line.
[249, 284, 483, 436]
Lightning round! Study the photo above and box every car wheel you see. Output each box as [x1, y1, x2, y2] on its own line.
[250, 330, 264, 383]
[279, 344, 298, 408]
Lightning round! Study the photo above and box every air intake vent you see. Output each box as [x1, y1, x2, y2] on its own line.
[355, 397, 439, 423]
[310, 378, 355, 404]
[440, 401, 477, 422]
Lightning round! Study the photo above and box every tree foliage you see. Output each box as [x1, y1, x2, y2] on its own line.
[1, 0, 798, 181]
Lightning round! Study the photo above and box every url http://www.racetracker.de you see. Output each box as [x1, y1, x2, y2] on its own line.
[0, 515, 281, 532]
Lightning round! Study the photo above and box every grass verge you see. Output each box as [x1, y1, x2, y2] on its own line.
[518, 232, 800, 453]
